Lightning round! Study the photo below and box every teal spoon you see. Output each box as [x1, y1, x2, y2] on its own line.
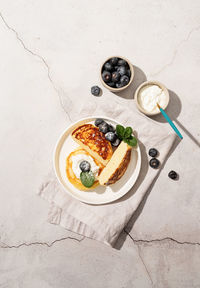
[157, 103, 183, 139]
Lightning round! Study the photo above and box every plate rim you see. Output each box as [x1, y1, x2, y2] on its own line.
[53, 116, 141, 205]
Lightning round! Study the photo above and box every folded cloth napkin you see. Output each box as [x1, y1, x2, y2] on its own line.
[38, 96, 176, 246]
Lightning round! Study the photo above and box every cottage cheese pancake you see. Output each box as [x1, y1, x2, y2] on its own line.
[99, 141, 132, 185]
[66, 147, 104, 190]
[72, 124, 113, 166]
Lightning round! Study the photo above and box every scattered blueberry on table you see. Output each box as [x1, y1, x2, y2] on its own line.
[149, 158, 160, 169]
[168, 170, 178, 180]
[149, 148, 158, 157]
[91, 86, 101, 96]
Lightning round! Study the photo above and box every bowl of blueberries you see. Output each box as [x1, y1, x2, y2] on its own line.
[100, 56, 134, 92]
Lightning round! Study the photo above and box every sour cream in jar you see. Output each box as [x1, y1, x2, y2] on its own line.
[138, 84, 168, 113]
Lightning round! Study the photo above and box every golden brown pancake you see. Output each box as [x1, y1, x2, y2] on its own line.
[66, 146, 104, 190]
[72, 124, 113, 166]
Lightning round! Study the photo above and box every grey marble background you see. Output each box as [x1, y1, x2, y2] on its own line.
[0, 1, 200, 287]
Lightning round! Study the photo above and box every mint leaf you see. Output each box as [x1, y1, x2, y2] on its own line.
[116, 125, 125, 140]
[80, 171, 95, 188]
[124, 127, 133, 139]
[125, 136, 137, 147]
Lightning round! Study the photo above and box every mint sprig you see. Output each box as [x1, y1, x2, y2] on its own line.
[116, 125, 125, 140]
[116, 124, 137, 147]
[80, 171, 95, 188]
[124, 127, 133, 139]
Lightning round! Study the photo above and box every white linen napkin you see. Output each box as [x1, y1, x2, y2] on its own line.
[38, 97, 177, 246]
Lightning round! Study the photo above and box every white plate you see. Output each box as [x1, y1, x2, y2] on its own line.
[53, 116, 141, 205]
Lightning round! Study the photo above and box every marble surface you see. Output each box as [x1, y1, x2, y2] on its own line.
[0, 1, 200, 287]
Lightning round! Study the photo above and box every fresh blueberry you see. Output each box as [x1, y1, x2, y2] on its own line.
[118, 59, 127, 66]
[114, 65, 119, 71]
[112, 137, 121, 147]
[108, 124, 115, 133]
[104, 62, 113, 72]
[102, 71, 111, 83]
[99, 122, 109, 134]
[117, 65, 127, 76]
[149, 158, 160, 169]
[91, 86, 101, 96]
[79, 161, 91, 172]
[120, 75, 129, 86]
[112, 71, 121, 83]
[105, 132, 116, 142]
[95, 118, 104, 127]
[149, 148, 158, 158]
[116, 82, 123, 88]
[126, 69, 131, 77]
[168, 170, 178, 180]
[107, 82, 115, 88]
[109, 57, 118, 66]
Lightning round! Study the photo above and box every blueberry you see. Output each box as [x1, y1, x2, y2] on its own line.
[149, 158, 160, 169]
[117, 65, 127, 76]
[91, 86, 101, 96]
[107, 82, 115, 88]
[114, 65, 119, 71]
[168, 170, 178, 180]
[109, 57, 118, 66]
[120, 75, 129, 86]
[104, 62, 113, 72]
[126, 69, 131, 77]
[116, 82, 123, 88]
[149, 148, 158, 158]
[99, 122, 109, 134]
[118, 59, 127, 66]
[79, 161, 91, 172]
[112, 71, 121, 83]
[95, 118, 104, 127]
[108, 124, 115, 132]
[112, 137, 121, 147]
[105, 132, 116, 142]
[102, 71, 111, 83]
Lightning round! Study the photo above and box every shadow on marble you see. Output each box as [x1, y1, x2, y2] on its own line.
[151, 90, 200, 148]
[115, 136, 181, 250]
[113, 65, 147, 99]
[175, 119, 200, 148]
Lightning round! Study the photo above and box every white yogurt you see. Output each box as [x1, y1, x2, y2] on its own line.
[138, 84, 167, 113]
[71, 154, 99, 179]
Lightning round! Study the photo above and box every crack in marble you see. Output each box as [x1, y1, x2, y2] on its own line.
[150, 25, 200, 77]
[137, 245, 154, 286]
[0, 236, 84, 249]
[0, 12, 71, 122]
[124, 229, 200, 247]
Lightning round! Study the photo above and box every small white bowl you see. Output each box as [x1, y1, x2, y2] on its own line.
[134, 80, 169, 116]
[100, 56, 134, 92]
